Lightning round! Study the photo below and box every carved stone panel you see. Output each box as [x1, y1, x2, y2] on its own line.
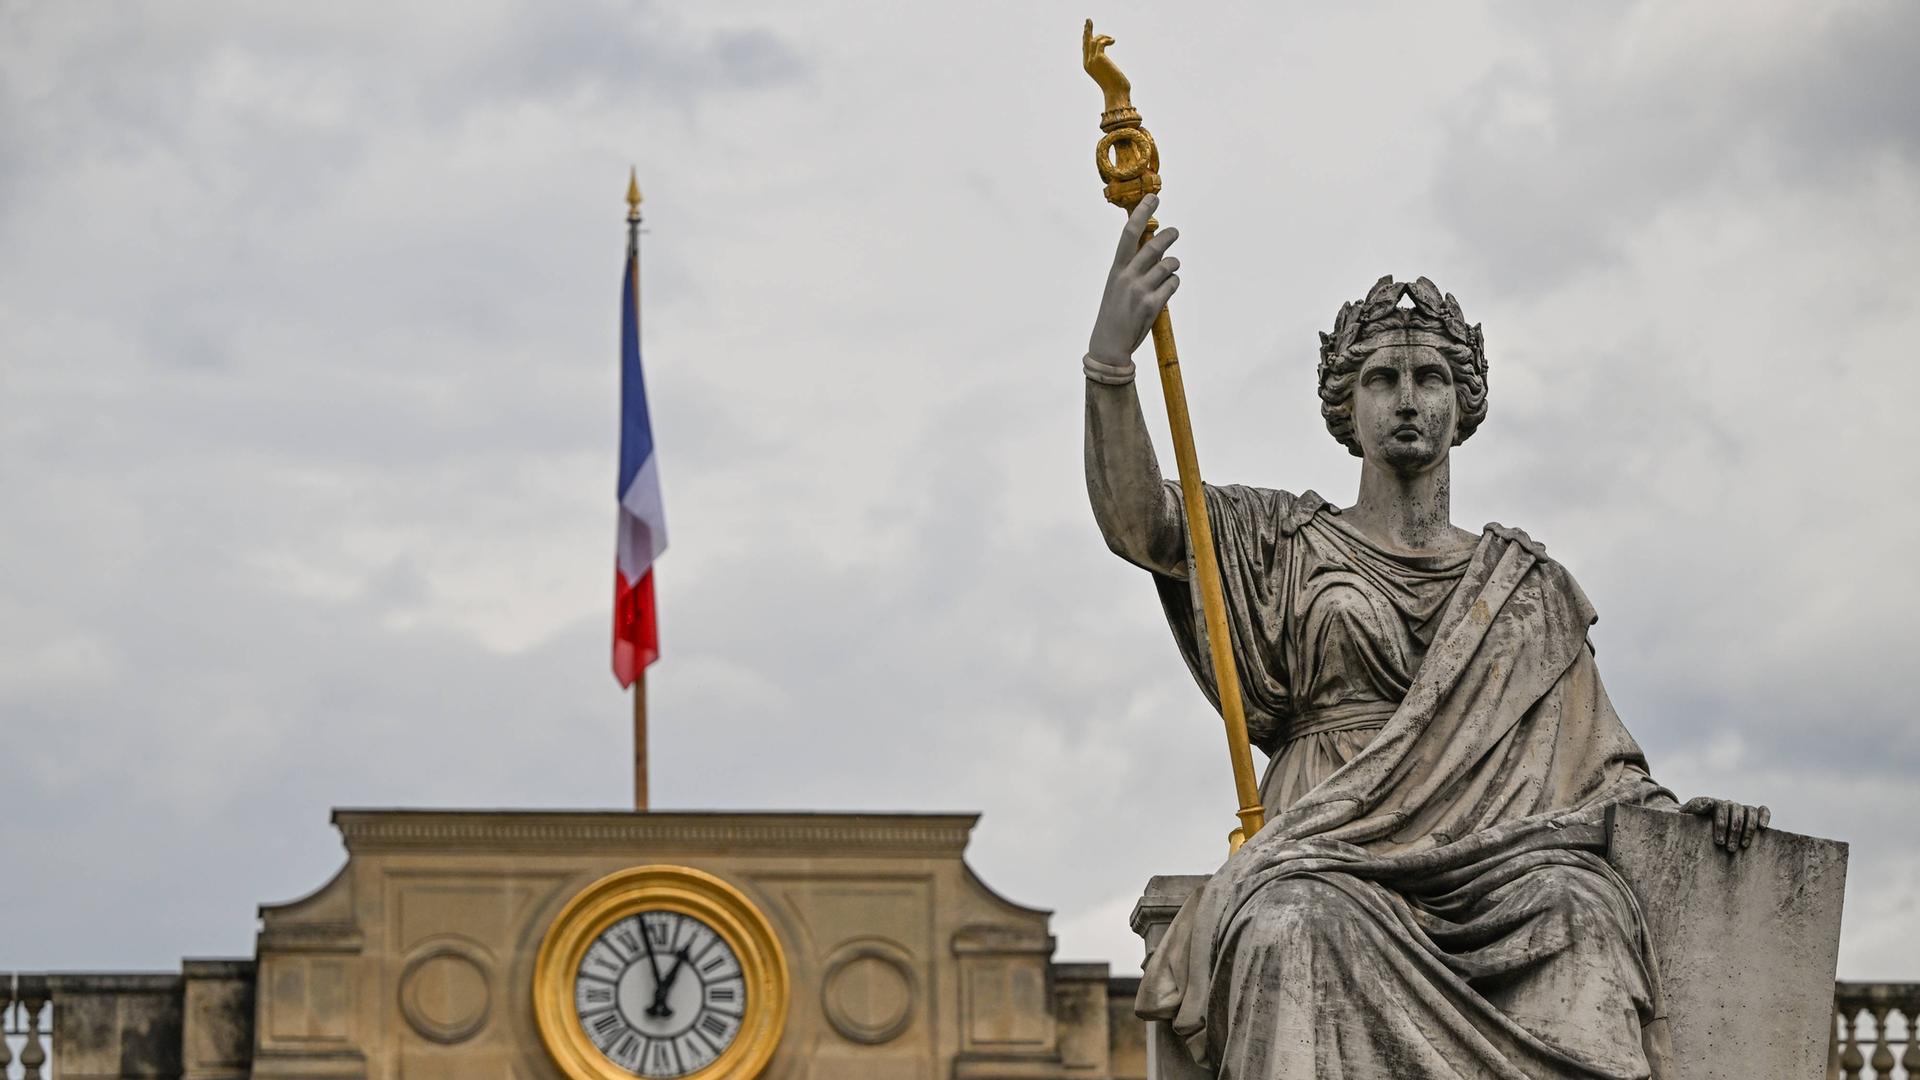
[182, 960, 255, 1080]
[954, 922, 1058, 1077]
[1607, 805, 1848, 1080]
[262, 956, 352, 1045]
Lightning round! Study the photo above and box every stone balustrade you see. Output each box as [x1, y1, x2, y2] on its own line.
[1833, 982, 1920, 1079]
[4, 969, 1919, 1078]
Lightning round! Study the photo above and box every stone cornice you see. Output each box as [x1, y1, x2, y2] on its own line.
[329, 809, 981, 858]
[40, 973, 182, 994]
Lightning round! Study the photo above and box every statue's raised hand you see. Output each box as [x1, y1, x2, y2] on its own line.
[1681, 796, 1771, 851]
[1089, 195, 1180, 366]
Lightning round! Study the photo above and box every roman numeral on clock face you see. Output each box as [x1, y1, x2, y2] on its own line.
[645, 914, 672, 946]
[613, 923, 642, 956]
[677, 1030, 719, 1070]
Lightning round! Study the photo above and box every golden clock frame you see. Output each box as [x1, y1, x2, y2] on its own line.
[534, 865, 790, 1080]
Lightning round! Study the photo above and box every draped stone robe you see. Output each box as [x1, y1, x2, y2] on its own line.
[1137, 484, 1678, 1080]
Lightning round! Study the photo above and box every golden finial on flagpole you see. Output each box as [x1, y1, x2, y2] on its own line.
[626, 167, 643, 224]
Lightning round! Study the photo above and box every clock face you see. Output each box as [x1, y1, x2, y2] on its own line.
[573, 911, 747, 1077]
[535, 865, 788, 1080]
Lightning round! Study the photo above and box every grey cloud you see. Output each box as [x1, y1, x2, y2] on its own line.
[1430, 0, 1920, 292]
[0, 2, 808, 265]
[3, 1, 1918, 985]
[470, 6, 809, 118]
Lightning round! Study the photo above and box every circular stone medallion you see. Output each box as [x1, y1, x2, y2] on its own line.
[400, 946, 492, 1044]
[821, 944, 914, 1045]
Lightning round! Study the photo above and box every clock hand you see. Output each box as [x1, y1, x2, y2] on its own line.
[640, 924, 671, 1018]
[649, 947, 692, 1019]
[661, 947, 691, 992]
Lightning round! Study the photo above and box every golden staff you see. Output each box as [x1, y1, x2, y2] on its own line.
[1083, 20, 1265, 852]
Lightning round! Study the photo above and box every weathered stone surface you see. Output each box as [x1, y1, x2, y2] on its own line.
[1607, 804, 1848, 1080]
[1103, 976, 1149, 1080]
[181, 959, 255, 1080]
[1132, 811, 1850, 1080]
[1128, 877, 1209, 1080]
[45, 973, 184, 1079]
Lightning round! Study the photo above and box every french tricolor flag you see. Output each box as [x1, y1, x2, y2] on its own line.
[613, 236, 665, 687]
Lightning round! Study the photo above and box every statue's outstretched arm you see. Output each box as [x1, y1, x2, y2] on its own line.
[1084, 196, 1185, 576]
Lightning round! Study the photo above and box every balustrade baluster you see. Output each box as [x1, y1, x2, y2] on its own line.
[2, 974, 15, 1077]
[1843, 1003, 1868, 1079]
[1832, 1006, 1844, 1080]
[1902, 1000, 1920, 1079]
[1871, 1005, 1897, 1078]
[16, 975, 46, 1080]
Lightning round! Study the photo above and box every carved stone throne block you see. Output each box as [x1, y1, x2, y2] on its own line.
[1606, 804, 1847, 1080]
[1128, 876, 1213, 1080]
[1130, 809, 1848, 1080]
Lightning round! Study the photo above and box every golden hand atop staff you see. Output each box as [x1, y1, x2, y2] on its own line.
[1082, 21, 1266, 852]
[1082, 22, 1157, 212]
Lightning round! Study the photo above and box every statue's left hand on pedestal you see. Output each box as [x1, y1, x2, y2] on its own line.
[1681, 796, 1772, 851]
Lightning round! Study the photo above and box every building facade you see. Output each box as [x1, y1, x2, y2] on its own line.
[2, 810, 1147, 1080]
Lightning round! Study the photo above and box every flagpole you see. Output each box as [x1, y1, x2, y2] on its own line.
[626, 167, 649, 813]
[633, 675, 648, 812]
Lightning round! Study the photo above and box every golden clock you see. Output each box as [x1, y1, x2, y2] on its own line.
[535, 865, 789, 1079]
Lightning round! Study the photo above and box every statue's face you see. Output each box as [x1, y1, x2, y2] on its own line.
[1352, 343, 1456, 473]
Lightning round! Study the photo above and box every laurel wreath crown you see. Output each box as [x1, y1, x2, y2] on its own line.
[1317, 275, 1486, 383]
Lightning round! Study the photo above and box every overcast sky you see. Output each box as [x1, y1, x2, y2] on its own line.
[3, 0, 1918, 981]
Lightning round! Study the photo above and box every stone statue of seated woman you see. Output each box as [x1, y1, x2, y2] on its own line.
[1081, 194, 1773, 1079]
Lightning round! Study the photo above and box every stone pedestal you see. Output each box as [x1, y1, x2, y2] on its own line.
[1607, 804, 1847, 1080]
[1127, 876, 1210, 1080]
[1128, 809, 1848, 1080]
